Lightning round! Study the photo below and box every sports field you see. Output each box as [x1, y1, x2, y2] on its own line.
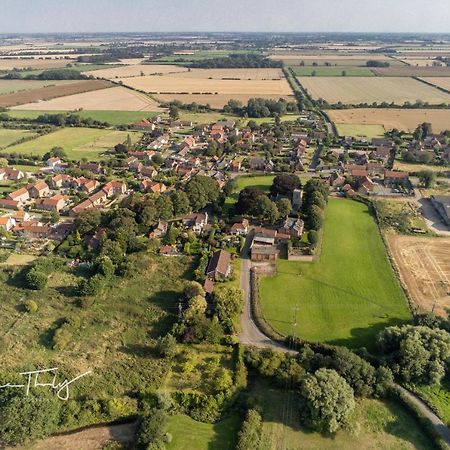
[298, 76, 450, 104]
[328, 108, 450, 133]
[0, 129, 38, 148]
[259, 199, 410, 349]
[6, 127, 142, 160]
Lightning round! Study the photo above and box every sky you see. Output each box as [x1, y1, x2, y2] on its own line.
[0, 0, 449, 34]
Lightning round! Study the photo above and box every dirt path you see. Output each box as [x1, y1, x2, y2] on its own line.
[11, 422, 137, 450]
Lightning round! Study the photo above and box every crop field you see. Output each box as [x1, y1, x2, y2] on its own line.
[372, 67, 450, 77]
[0, 129, 38, 148]
[269, 53, 400, 66]
[328, 108, 450, 133]
[120, 71, 293, 108]
[0, 58, 75, 70]
[165, 68, 285, 80]
[0, 79, 76, 95]
[6, 127, 142, 160]
[291, 66, 374, 76]
[259, 199, 410, 350]
[420, 77, 450, 91]
[252, 380, 436, 450]
[335, 123, 385, 138]
[83, 63, 189, 78]
[166, 415, 239, 450]
[0, 79, 113, 108]
[11, 85, 163, 111]
[298, 76, 450, 104]
[387, 235, 450, 316]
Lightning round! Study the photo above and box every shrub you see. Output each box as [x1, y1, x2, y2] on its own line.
[25, 268, 47, 290]
[237, 409, 263, 450]
[156, 334, 177, 359]
[24, 300, 38, 313]
[136, 408, 168, 448]
[79, 296, 95, 309]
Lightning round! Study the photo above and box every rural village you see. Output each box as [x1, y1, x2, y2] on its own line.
[0, 25, 449, 450]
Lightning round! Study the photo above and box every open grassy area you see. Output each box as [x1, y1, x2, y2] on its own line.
[412, 380, 450, 426]
[5, 127, 142, 160]
[253, 380, 435, 450]
[9, 164, 43, 173]
[259, 199, 410, 350]
[166, 414, 240, 450]
[291, 67, 374, 76]
[0, 128, 38, 148]
[335, 123, 385, 139]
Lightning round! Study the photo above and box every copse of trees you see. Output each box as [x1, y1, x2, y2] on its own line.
[302, 179, 329, 231]
[366, 60, 390, 67]
[235, 187, 280, 224]
[223, 97, 298, 118]
[190, 53, 283, 69]
[236, 409, 263, 450]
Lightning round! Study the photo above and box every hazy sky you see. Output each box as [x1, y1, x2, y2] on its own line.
[1, 0, 449, 33]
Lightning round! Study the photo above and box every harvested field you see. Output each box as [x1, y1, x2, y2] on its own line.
[0, 79, 75, 95]
[387, 235, 450, 316]
[0, 79, 113, 108]
[165, 68, 285, 80]
[13, 85, 163, 111]
[0, 58, 75, 70]
[299, 77, 450, 104]
[372, 67, 450, 77]
[328, 108, 450, 133]
[420, 77, 450, 92]
[155, 93, 293, 109]
[84, 64, 188, 78]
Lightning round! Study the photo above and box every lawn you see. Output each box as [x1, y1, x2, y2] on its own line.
[0, 129, 38, 148]
[253, 380, 436, 450]
[335, 123, 386, 139]
[291, 67, 374, 76]
[10, 164, 43, 173]
[5, 127, 142, 160]
[259, 199, 411, 350]
[166, 414, 240, 450]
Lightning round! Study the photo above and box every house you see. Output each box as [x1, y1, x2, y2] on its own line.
[371, 146, 391, 163]
[20, 224, 51, 239]
[131, 118, 156, 131]
[0, 216, 16, 231]
[205, 250, 232, 280]
[141, 180, 166, 193]
[249, 157, 265, 171]
[35, 194, 69, 211]
[384, 171, 409, 187]
[230, 218, 249, 236]
[367, 163, 384, 176]
[430, 195, 450, 226]
[159, 245, 179, 256]
[80, 162, 103, 174]
[328, 171, 345, 188]
[278, 217, 304, 237]
[182, 212, 208, 234]
[79, 178, 100, 194]
[102, 181, 127, 197]
[150, 220, 168, 238]
[70, 199, 94, 216]
[8, 187, 30, 204]
[27, 181, 50, 199]
[14, 210, 30, 222]
[140, 166, 158, 178]
[129, 150, 155, 161]
[89, 190, 108, 206]
[0, 198, 21, 210]
[230, 160, 241, 172]
[250, 245, 279, 261]
[46, 156, 62, 168]
[203, 278, 215, 295]
[0, 167, 25, 181]
[179, 136, 196, 153]
[50, 174, 73, 189]
[351, 168, 369, 180]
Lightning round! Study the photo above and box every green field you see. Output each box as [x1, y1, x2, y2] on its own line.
[259, 199, 410, 349]
[412, 380, 450, 426]
[151, 50, 259, 64]
[291, 67, 374, 77]
[0, 129, 37, 148]
[9, 164, 43, 173]
[166, 414, 239, 450]
[0, 79, 74, 94]
[335, 123, 386, 139]
[5, 127, 142, 160]
[253, 381, 435, 450]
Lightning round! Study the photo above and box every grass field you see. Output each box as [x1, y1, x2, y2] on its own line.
[0, 129, 38, 148]
[335, 123, 385, 139]
[412, 380, 450, 426]
[0, 79, 75, 95]
[0, 58, 74, 71]
[253, 380, 436, 450]
[291, 67, 374, 76]
[6, 127, 142, 160]
[259, 199, 410, 350]
[328, 108, 450, 133]
[299, 76, 450, 104]
[9, 164, 43, 173]
[166, 415, 239, 450]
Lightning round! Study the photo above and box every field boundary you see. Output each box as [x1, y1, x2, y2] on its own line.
[414, 76, 450, 96]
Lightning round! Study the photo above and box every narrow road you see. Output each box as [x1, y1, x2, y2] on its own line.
[397, 386, 450, 446]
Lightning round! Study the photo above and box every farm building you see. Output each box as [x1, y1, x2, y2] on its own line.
[430, 195, 450, 226]
[206, 250, 232, 280]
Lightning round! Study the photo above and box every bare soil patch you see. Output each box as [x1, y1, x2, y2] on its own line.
[387, 234, 450, 316]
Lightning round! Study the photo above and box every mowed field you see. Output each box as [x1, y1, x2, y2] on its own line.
[259, 199, 410, 350]
[12, 85, 163, 111]
[6, 127, 142, 160]
[0, 79, 113, 108]
[0, 129, 38, 148]
[120, 69, 293, 108]
[298, 76, 450, 104]
[84, 63, 189, 78]
[328, 108, 450, 133]
[387, 235, 450, 316]
[335, 123, 386, 138]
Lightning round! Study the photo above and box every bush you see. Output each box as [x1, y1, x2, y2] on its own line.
[236, 409, 263, 450]
[136, 408, 168, 448]
[24, 300, 38, 313]
[25, 267, 47, 290]
[79, 296, 95, 309]
[156, 334, 177, 359]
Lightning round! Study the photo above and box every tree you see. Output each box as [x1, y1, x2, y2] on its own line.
[137, 408, 168, 448]
[151, 153, 164, 166]
[114, 143, 127, 153]
[24, 299, 38, 313]
[25, 267, 47, 290]
[307, 205, 324, 231]
[170, 191, 191, 216]
[256, 196, 279, 224]
[183, 281, 205, 299]
[376, 325, 450, 385]
[310, 191, 326, 209]
[276, 198, 292, 218]
[270, 174, 302, 198]
[185, 176, 220, 211]
[236, 187, 265, 216]
[236, 409, 263, 450]
[299, 368, 355, 433]
[0, 157, 8, 167]
[213, 286, 244, 329]
[50, 210, 60, 224]
[183, 295, 207, 323]
[308, 230, 319, 247]
[157, 334, 177, 358]
[169, 105, 179, 120]
[418, 170, 436, 188]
